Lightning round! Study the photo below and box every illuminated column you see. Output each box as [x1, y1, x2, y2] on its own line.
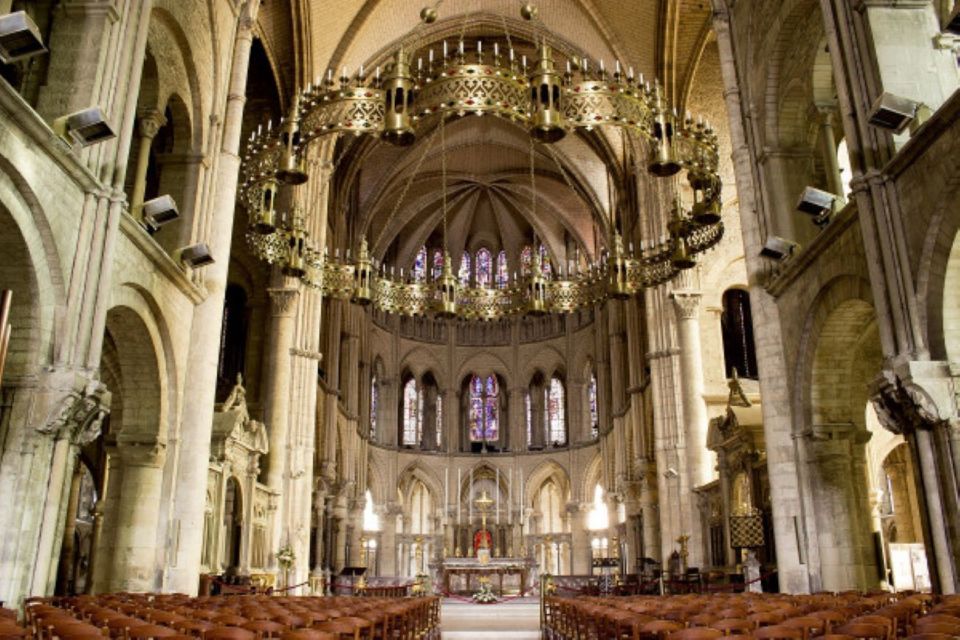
[128, 110, 166, 216]
[264, 286, 300, 490]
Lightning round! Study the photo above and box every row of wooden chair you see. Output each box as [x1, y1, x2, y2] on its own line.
[543, 592, 959, 640]
[13, 593, 440, 640]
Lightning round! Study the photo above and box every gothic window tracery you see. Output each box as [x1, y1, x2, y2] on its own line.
[476, 248, 492, 287]
[546, 376, 566, 445]
[370, 373, 379, 438]
[496, 250, 509, 288]
[469, 374, 499, 442]
[412, 246, 427, 282]
[459, 251, 471, 286]
[588, 372, 599, 438]
[402, 378, 421, 446]
[432, 248, 444, 281]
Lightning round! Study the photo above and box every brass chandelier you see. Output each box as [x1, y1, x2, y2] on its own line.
[240, 3, 724, 321]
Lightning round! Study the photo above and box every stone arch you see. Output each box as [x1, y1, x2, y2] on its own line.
[524, 460, 571, 509]
[454, 351, 510, 386]
[918, 175, 960, 362]
[366, 454, 388, 506]
[795, 277, 886, 592]
[103, 306, 164, 443]
[0, 156, 64, 378]
[579, 452, 604, 504]
[397, 461, 443, 509]
[398, 346, 446, 382]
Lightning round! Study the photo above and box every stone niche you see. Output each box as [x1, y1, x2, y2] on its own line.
[201, 377, 276, 580]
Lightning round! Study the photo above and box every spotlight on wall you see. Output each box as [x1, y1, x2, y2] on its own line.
[760, 235, 799, 260]
[0, 11, 47, 64]
[52, 107, 116, 147]
[664, 467, 679, 479]
[867, 92, 931, 134]
[946, 3, 960, 35]
[797, 186, 839, 228]
[141, 195, 179, 229]
[178, 243, 215, 268]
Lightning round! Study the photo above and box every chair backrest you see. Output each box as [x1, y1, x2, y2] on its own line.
[834, 622, 887, 640]
[668, 627, 725, 640]
[204, 626, 257, 640]
[752, 625, 804, 640]
[280, 631, 335, 640]
[126, 624, 178, 639]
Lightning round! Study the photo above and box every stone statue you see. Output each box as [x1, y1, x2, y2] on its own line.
[222, 373, 251, 426]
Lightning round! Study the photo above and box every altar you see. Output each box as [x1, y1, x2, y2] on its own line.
[431, 557, 538, 597]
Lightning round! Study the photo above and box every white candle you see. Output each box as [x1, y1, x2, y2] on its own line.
[508, 469, 513, 525]
[496, 468, 500, 525]
[469, 467, 474, 523]
[457, 468, 462, 525]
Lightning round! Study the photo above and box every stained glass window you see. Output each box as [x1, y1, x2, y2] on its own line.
[432, 249, 444, 281]
[412, 246, 427, 282]
[588, 373, 598, 438]
[469, 374, 499, 442]
[436, 395, 443, 447]
[520, 245, 533, 276]
[539, 244, 552, 277]
[370, 374, 379, 438]
[476, 248, 492, 287]
[546, 376, 566, 445]
[496, 251, 509, 288]
[459, 251, 471, 286]
[402, 378, 420, 446]
[525, 391, 532, 446]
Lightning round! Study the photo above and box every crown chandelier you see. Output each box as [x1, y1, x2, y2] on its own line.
[240, 3, 724, 321]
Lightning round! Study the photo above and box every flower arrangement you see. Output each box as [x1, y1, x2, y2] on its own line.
[472, 578, 498, 604]
[276, 545, 296, 569]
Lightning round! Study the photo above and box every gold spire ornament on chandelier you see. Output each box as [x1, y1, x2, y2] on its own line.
[239, 2, 725, 321]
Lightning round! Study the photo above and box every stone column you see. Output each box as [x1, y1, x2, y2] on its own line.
[379, 504, 400, 576]
[817, 108, 845, 198]
[167, 0, 262, 594]
[568, 503, 591, 574]
[129, 110, 166, 216]
[804, 425, 876, 592]
[110, 441, 166, 592]
[264, 286, 300, 490]
[672, 291, 708, 568]
[509, 387, 525, 451]
[55, 463, 84, 594]
[312, 495, 327, 574]
[710, 4, 811, 593]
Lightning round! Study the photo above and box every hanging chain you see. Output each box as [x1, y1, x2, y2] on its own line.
[386, 123, 443, 227]
[529, 137, 538, 247]
[441, 115, 448, 251]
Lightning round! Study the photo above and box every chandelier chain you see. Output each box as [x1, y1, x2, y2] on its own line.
[385, 123, 443, 235]
[441, 115, 448, 251]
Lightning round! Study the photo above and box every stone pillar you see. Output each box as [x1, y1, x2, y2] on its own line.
[110, 441, 165, 592]
[671, 291, 712, 566]
[379, 505, 400, 576]
[312, 495, 327, 574]
[509, 387, 525, 450]
[264, 286, 299, 490]
[672, 292, 710, 488]
[817, 108, 845, 198]
[129, 110, 166, 215]
[167, 0, 261, 594]
[55, 463, 84, 594]
[568, 503, 590, 574]
[710, 4, 812, 593]
[804, 425, 876, 592]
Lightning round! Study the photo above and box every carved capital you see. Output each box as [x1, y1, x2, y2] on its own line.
[40, 377, 112, 445]
[115, 439, 166, 467]
[671, 291, 702, 320]
[268, 287, 300, 315]
[869, 370, 944, 435]
[138, 110, 167, 140]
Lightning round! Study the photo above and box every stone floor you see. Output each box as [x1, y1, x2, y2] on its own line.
[440, 600, 541, 639]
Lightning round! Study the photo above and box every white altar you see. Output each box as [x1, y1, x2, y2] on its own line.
[430, 557, 538, 596]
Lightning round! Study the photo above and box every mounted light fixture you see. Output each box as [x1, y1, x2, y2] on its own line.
[141, 195, 179, 229]
[797, 186, 838, 228]
[179, 243, 215, 268]
[760, 236, 799, 261]
[53, 107, 116, 147]
[867, 92, 931, 135]
[0, 11, 46, 64]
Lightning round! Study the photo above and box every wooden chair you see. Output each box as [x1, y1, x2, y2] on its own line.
[667, 627, 724, 640]
[242, 621, 286, 639]
[213, 616, 249, 628]
[833, 623, 887, 640]
[905, 634, 954, 640]
[126, 624, 179, 639]
[779, 616, 825, 640]
[312, 621, 362, 640]
[751, 625, 803, 640]
[204, 627, 257, 640]
[712, 619, 756, 636]
[280, 631, 335, 640]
